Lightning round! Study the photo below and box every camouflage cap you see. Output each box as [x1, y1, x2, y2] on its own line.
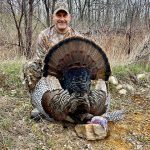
[53, 0, 69, 14]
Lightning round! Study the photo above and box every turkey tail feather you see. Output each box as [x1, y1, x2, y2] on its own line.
[43, 37, 111, 82]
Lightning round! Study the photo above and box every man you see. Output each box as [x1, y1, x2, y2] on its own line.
[23, 1, 83, 119]
[23, 1, 109, 123]
[24, 1, 81, 92]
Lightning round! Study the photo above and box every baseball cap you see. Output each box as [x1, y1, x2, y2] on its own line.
[53, 0, 69, 14]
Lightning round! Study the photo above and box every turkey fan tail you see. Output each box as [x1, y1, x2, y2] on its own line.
[43, 37, 111, 82]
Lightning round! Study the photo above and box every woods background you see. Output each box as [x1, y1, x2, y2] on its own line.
[0, 0, 150, 65]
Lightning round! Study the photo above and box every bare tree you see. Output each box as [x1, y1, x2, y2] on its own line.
[42, 0, 50, 26]
[3, 0, 150, 59]
[74, 0, 87, 21]
[7, 0, 24, 55]
[24, 0, 35, 59]
[42, 0, 57, 27]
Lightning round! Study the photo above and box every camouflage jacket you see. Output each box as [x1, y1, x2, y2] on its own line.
[35, 25, 81, 61]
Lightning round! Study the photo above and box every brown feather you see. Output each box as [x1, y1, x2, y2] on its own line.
[44, 37, 111, 81]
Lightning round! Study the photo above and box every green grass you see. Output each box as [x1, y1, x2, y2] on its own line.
[1, 136, 14, 149]
[0, 59, 26, 97]
[0, 60, 23, 82]
[0, 118, 12, 131]
[112, 63, 150, 77]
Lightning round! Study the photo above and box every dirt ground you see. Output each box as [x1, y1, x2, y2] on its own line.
[0, 76, 150, 150]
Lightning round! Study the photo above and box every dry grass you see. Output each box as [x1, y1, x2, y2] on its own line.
[1, 14, 149, 66]
[93, 29, 150, 67]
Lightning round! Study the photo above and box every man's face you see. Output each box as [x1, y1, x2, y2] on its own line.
[53, 10, 71, 32]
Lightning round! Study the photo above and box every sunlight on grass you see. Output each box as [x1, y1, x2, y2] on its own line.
[112, 63, 150, 77]
[0, 58, 25, 74]
[0, 59, 25, 88]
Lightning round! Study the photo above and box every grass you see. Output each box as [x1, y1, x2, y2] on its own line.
[0, 59, 26, 97]
[1, 136, 14, 149]
[112, 63, 150, 77]
[0, 118, 12, 131]
[0, 59, 24, 79]
[94, 28, 150, 68]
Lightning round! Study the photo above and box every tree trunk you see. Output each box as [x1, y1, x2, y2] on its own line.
[27, 0, 34, 58]
[43, 0, 50, 27]
[24, 0, 34, 59]
[7, 0, 24, 55]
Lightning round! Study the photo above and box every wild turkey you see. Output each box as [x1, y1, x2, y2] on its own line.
[42, 37, 111, 122]
[43, 37, 111, 90]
